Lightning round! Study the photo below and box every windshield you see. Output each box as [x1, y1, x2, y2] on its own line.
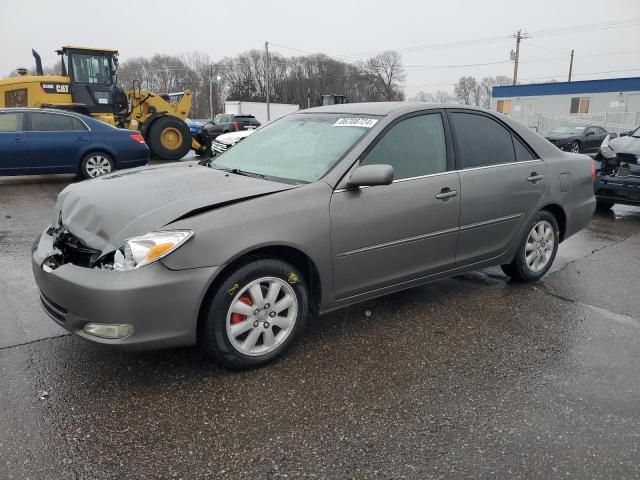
[212, 114, 379, 183]
[70, 53, 113, 84]
[550, 125, 586, 135]
[630, 127, 640, 138]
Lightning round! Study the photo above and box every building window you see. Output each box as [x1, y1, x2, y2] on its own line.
[570, 97, 590, 114]
[496, 100, 512, 114]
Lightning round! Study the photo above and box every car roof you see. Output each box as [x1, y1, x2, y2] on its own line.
[0, 107, 88, 118]
[303, 102, 415, 116]
[301, 102, 500, 117]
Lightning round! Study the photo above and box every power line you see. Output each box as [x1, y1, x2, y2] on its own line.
[527, 18, 640, 37]
[271, 18, 640, 61]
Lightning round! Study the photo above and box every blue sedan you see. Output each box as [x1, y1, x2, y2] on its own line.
[0, 108, 149, 179]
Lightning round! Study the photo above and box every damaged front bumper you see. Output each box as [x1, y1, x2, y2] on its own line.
[594, 153, 640, 205]
[32, 228, 219, 350]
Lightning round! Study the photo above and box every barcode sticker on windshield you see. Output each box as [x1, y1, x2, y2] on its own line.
[333, 118, 378, 128]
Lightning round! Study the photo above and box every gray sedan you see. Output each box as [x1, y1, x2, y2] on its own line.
[32, 103, 595, 369]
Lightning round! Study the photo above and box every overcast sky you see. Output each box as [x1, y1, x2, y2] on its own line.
[1, 0, 638, 97]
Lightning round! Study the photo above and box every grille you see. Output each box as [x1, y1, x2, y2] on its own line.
[616, 153, 639, 165]
[211, 140, 229, 154]
[52, 229, 101, 268]
[40, 293, 67, 322]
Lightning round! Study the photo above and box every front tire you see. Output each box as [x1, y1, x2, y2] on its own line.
[501, 210, 560, 282]
[146, 116, 191, 160]
[200, 259, 309, 370]
[80, 151, 114, 179]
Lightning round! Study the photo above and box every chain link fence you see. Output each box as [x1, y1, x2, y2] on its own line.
[510, 112, 640, 135]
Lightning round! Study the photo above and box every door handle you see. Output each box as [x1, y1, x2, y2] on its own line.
[74, 137, 88, 142]
[434, 187, 458, 200]
[527, 173, 544, 183]
[13, 138, 24, 143]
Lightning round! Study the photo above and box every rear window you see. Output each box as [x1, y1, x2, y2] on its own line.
[0, 112, 24, 132]
[513, 136, 536, 161]
[30, 113, 87, 132]
[449, 112, 516, 168]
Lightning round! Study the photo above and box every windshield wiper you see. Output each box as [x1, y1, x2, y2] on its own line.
[229, 168, 265, 179]
[208, 163, 265, 179]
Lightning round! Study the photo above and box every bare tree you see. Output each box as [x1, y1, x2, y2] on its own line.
[434, 90, 453, 104]
[454, 76, 478, 105]
[478, 75, 512, 108]
[409, 91, 435, 102]
[360, 50, 406, 101]
[101, 48, 409, 117]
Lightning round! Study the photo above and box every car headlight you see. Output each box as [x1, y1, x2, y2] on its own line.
[113, 231, 193, 271]
[599, 143, 616, 160]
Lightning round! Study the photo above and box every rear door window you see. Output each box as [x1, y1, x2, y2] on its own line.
[0, 112, 25, 132]
[30, 113, 86, 131]
[449, 112, 516, 168]
[361, 113, 447, 180]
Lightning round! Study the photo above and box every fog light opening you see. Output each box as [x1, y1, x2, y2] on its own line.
[82, 323, 134, 339]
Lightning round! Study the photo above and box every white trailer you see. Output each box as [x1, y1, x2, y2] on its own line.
[224, 101, 299, 124]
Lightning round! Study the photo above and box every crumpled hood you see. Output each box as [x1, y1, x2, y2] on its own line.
[609, 135, 640, 156]
[55, 162, 295, 253]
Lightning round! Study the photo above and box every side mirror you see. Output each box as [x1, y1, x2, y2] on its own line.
[348, 164, 394, 187]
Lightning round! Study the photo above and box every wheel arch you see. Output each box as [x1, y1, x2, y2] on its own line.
[196, 244, 323, 336]
[79, 146, 118, 172]
[539, 203, 567, 241]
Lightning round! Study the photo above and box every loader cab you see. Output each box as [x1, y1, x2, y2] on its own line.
[320, 94, 349, 106]
[58, 46, 128, 120]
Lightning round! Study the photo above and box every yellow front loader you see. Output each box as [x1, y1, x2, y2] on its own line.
[0, 46, 205, 160]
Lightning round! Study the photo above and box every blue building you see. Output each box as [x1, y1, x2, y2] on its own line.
[491, 77, 640, 133]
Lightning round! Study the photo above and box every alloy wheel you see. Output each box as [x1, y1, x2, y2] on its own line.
[225, 277, 298, 356]
[85, 155, 112, 177]
[525, 220, 555, 272]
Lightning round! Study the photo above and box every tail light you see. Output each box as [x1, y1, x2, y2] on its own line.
[233, 121, 240, 131]
[129, 133, 145, 144]
[591, 162, 596, 183]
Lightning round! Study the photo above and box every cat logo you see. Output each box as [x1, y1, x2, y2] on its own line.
[40, 82, 70, 94]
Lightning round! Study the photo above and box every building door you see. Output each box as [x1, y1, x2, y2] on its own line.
[496, 100, 512, 114]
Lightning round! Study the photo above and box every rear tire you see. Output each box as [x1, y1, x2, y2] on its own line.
[146, 116, 191, 161]
[501, 210, 560, 282]
[570, 140, 581, 153]
[200, 258, 309, 370]
[80, 151, 114, 179]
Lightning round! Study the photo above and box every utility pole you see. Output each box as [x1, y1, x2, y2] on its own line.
[511, 29, 528, 85]
[209, 64, 213, 119]
[568, 49, 574, 82]
[265, 41, 271, 121]
[307, 87, 311, 109]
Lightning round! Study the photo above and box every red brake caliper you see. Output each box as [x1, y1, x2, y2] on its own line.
[230, 296, 253, 324]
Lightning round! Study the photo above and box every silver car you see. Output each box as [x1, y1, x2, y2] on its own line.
[33, 103, 595, 369]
